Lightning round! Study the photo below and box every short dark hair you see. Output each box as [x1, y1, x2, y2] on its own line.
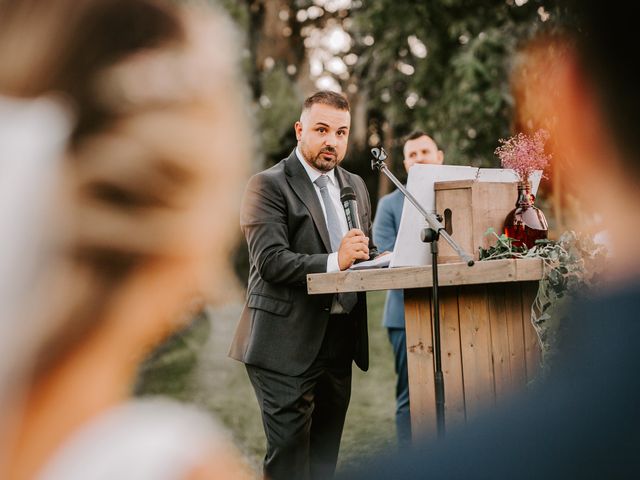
[303, 90, 350, 112]
[404, 130, 430, 143]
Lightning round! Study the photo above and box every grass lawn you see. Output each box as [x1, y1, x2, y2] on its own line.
[136, 290, 397, 474]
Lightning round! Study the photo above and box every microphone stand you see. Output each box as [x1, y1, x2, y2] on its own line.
[371, 147, 474, 439]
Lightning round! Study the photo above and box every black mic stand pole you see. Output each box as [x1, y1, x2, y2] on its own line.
[370, 147, 474, 439]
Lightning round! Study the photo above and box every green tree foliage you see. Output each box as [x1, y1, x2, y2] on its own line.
[256, 65, 301, 157]
[347, 0, 562, 172]
[206, 0, 566, 174]
[202, 0, 570, 281]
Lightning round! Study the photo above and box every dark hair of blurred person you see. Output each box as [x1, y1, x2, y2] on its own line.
[0, 0, 253, 479]
[338, 2, 640, 479]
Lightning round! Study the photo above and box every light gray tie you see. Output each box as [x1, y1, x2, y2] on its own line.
[314, 175, 357, 313]
[315, 175, 343, 251]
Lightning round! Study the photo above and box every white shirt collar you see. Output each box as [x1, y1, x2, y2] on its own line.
[295, 147, 338, 187]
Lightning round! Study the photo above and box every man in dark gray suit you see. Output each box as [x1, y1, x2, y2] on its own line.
[229, 90, 377, 480]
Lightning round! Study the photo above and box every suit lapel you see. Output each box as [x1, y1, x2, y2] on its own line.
[284, 151, 333, 253]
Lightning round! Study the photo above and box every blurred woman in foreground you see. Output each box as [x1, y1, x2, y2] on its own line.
[0, 0, 252, 478]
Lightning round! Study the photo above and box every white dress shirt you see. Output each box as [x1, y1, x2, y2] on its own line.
[295, 147, 348, 273]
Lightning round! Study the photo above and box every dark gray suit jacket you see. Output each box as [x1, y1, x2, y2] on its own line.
[229, 150, 377, 376]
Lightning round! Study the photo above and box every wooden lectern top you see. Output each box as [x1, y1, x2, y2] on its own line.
[306, 258, 543, 295]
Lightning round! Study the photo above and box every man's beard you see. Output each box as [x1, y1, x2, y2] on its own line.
[300, 144, 341, 172]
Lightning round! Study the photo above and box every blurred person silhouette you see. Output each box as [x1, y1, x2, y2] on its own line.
[0, 0, 253, 479]
[337, 1, 640, 478]
[372, 131, 444, 448]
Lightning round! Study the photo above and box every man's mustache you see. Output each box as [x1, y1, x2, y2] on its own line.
[319, 147, 337, 156]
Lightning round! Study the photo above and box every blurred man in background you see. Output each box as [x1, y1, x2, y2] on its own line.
[372, 131, 444, 447]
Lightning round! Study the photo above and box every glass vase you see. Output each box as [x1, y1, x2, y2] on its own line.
[504, 181, 548, 249]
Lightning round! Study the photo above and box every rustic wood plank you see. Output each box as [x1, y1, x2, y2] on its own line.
[435, 186, 474, 263]
[514, 259, 546, 282]
[307, 258, 543, 294]
[434, 179, 475, 190]
[458, 285, 495, 421]
[504, 283, 527, 389]
[487, 284, 512, 403]
[404, 289, 437, 441]
[471, 182, 518, 254]
[439, 287, 466, 429]
[521, 282, 542, 382]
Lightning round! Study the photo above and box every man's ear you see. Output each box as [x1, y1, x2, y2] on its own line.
[437, 150, 444, 165]
[294, 121, 302, 141]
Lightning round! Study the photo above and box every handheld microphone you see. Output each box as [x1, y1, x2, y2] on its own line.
[340, 186, 361, 230]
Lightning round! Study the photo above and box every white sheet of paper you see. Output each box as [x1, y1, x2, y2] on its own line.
[349, 252, 393, 270]
[390, 164, 478, 267]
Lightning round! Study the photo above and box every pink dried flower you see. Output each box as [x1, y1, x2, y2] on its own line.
[495, 129, 551, 183]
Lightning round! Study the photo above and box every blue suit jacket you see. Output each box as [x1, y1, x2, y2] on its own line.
[372, 188, 405, 329]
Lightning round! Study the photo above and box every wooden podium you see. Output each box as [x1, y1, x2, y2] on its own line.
[307, 258, 543, 439]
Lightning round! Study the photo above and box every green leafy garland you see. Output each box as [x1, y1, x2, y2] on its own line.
[479, 229, 608, 369]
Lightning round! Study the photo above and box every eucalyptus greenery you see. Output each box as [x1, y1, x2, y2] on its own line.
[479, 228, 607, 369]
